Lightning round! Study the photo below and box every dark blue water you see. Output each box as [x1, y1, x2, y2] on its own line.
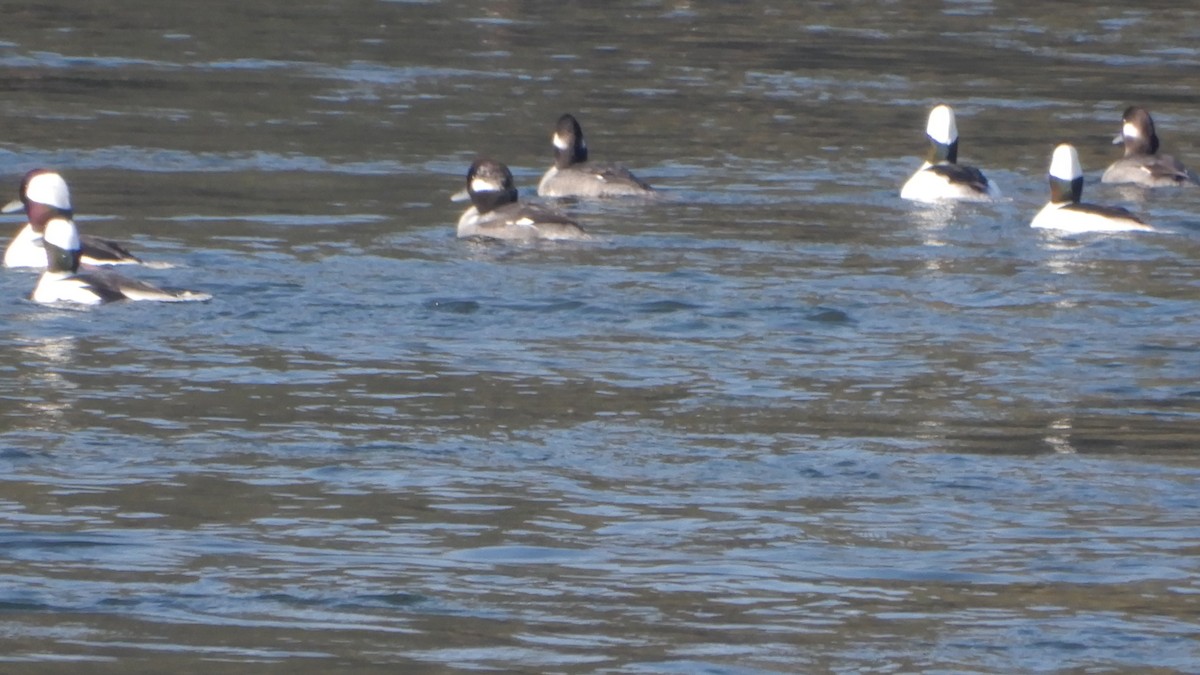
[2, 2, 1200, 672]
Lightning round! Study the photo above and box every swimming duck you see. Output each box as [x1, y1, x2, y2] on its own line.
[900, 104, 1000, 202]
[458, 159, 589, 241]
[1031, 144, 1154, 234]
[536, 114, 654, 198]
[32, 217, 210, 304]
[1101, 106, 1198, 187]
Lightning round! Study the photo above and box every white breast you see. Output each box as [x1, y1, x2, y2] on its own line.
[31, 273, 107, 305]
[900, 165, 998, 202]
[1030, 203, 1154, 234]
[3, 224, 49, 268]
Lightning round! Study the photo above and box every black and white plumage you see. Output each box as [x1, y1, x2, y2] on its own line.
[4, 169, 143, 268]
[32, 218, 210, 305]
[1031, 144, 1154, 234]
[900, 104, 999, 202]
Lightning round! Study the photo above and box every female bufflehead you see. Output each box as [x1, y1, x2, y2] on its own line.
[1101, 106, 1198, 187]
[1031, 144, 1154, 234]
[458, 159, 589, 241]
[32, 218, 210, 304]
[4, 169, 142, 268]
[536, 114, 654, 198]
[900, 104, 1000, 202]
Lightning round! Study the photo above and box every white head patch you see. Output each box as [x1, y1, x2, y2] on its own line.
[552, 132, 570, 151]
[1122, 121, 1140, 139]
[43, 218, 80, 251]
[26, 172, 72, 210]
[470, 176, 500, 193]
[1049, 144, 1082, 181]
[926, 105, 958, 145]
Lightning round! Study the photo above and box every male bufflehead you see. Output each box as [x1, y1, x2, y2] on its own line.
[458, 159, 589, 241]
[1101, 106, 1198, 187]
[900, 104, 1000, 202]
[32, 218, 210, 304]
[536, 114, 654, 198]
[4, 169, 142, 268]
[1031, 144, 1154, 234]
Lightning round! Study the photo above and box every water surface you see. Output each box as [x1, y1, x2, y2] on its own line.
[2, 1, 1200, 672]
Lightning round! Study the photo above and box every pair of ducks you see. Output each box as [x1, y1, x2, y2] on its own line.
[457, 113, 652, 241]
[3, 169, 210, 305]
[901, 104, 1197, 233]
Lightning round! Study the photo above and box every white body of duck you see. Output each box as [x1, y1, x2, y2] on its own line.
[901, 104, 1000, 202]
[1032, 144, 1155, 234]
[32, 218, 210, 305]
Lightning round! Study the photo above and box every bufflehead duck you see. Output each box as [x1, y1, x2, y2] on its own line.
[900, 104, 1000, 202]
[4, 169, 143, 268]
[536, 114, 654, 198]
[1101, 106, 1198, 187]
[32, 218, 210, 304]
[1031, 144, 1154, 234]
[458, 159, 589, 241]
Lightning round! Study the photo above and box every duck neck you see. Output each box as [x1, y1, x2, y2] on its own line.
[46, 244, 80, 273]
[1049, 176, 1083, 204]
[1126, 132, 1159, 156]
[471, 187, 518, 215]
[926, 138, 958, 164]
[555, 140, 587, 169]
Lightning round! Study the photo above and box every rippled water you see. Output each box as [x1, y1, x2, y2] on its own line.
[2, 1, 1200, 672]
